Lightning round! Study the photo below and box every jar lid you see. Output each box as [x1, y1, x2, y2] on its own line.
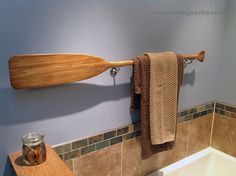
[22, 132, 44, 146]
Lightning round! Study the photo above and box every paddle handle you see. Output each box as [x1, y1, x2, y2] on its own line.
[183, 51, 205, 62]
[109, 51, 205, 67]
[109, 60, 134, 67]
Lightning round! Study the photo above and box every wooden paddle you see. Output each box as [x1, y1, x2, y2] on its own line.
[9, 51, 205, 89]
[9, 54, 132, 89]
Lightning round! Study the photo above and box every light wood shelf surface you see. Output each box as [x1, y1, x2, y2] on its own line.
[9, 144, 74, 176]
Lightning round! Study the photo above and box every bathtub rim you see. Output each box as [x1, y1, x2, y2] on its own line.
[149, 147, 236, 176]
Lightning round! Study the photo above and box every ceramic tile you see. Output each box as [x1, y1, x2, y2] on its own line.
[123, 132, 135, 141]
[74, 144, 121, 176]
[54, 143, 71, 155]
[216, 103, 225, 109]
[81, 145, 95, 155]
[110, 136, 122, 145]
[189, 108, 197, 114]
[117, 127, 129, 136]
[157, 122, 189, 168]
[64, 149, 80, 160]
[89, 134, 103, 144]
[211, 115, 236, 157]
[226, 105, 236, 113]
[103, 131, 116, 140]
[187, 114, 212, 155]
[72, 139, 87, 150]
[64, 159, 73, 172]
[180, 110, 189, 117]
[122, 138, 158, 176]
[230, 112, 236, 119]
[96, 140, 110, 150]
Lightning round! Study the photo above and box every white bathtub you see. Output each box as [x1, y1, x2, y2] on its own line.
[148, 147, 236, 176]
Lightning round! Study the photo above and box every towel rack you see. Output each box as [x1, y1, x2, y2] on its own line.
[9, 51, 205, 89]
[110, 51, 205, 67]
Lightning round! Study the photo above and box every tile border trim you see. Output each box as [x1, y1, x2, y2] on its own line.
[214, 101, 236, 119]
[54, 101, 214, 161]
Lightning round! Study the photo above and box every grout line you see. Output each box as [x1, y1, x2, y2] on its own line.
[120, 142, 123, 176]
[72, 158, 74, 173]
[209, 101, 216, 146]
[185, 121, 190, 156]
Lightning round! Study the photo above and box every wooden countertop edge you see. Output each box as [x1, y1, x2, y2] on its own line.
[8, 144, 74, 176]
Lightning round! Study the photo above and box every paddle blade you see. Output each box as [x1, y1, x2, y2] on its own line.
[9, 54, 111, 89]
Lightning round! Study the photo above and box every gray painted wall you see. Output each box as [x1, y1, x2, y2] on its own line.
[0, 0, 227, 174]
[215, 0, 236, 104]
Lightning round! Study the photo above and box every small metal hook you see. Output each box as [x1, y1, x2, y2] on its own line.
[110, 67, 120, 85]
[110, 67, 120, 78]
[184, 59, 193, 68]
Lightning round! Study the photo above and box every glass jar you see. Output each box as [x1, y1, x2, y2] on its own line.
[22, 132, 46, 165]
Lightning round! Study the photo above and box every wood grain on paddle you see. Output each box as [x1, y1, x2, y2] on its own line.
[9, 54, 115, 89]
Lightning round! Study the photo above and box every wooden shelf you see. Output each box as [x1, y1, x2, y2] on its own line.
[9, 144, 74, 176]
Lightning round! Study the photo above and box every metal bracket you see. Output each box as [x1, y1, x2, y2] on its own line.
[184, 59, 193, 68]
[110, 67, 120, 85]
[110, 67, 120, 78]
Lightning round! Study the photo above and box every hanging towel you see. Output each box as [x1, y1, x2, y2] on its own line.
[146, 51, 179, 145]
[176, 54, 184, 99]
[130, 53, 184, 159]
[131, 56, 169, 159]
[130, 56, 148, 113]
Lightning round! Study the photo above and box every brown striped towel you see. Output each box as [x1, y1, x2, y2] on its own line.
[130, 53, 184, 159]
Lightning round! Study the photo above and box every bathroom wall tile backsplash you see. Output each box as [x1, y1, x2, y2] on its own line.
[122, 138, 158, 176]
[212, 101, 236, 157]
[74, 144, 122, 176]
[157, 122, 189, 168]
[53, 102, 214, 175]
[187, 114, 212, 155]
[211, 114, 236, 157]
[177, 102, 214, 123]
[54, 102, 214, 160]
[214, 101, 236, 118]
[54, 122, 141, 161]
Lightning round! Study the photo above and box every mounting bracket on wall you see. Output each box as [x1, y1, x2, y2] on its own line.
[110, 67, 120, 78]
[110, 67, 120, 85]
